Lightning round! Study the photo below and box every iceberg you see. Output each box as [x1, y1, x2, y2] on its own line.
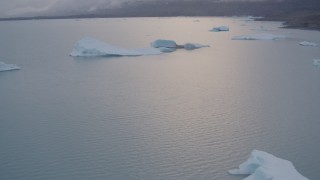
[229, 150, 309, 180]
[70, 38, 209, 56]
[151, 39, 177, 48]
[70, 37, 162, 57]
[299, 41, 318, 47]
[313, 59, 320, 66]
[183, 43, 210, 50]
[151, 39, 209, 52]
[151, 39, 178, 52]
[232, 34, 286, 40]
[0, 61, 20, 72]
[209, 26, 229, 32]
[234, 16, 263, 21]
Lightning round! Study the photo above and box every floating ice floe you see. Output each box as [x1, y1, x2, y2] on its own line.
[209, 26, 229, 32]
[183, 43, 209, 50]
[229, 150, 309, 180]
[313, 59, 320, 66]
[0, 61, 20, 72]
[151, 39, 177, 48]
[234, 16, 263, 21]
[232, 34, 286, 40]
[70, 38, 209, 57]
[151, 39, 209, 52]
[70, 37, 162, 57]
[151, 39, 178, 52]
[299, 41, 318, 47]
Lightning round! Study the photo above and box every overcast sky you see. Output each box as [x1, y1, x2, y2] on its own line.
[0, 0, 133, 18]
[0, 0, 274, 18]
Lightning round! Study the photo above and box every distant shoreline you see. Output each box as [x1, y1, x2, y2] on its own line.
[0, 0, 319, 30]
[262, 12, 320, 31]
[1, 12, 319, 31]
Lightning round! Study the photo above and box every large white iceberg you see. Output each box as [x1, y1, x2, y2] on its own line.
[229, 150, 309, 180]
[299, 41, 318, 47]
[151, 39, 209, 52]
[71, 38, 209, 57]
[232, 34, 286, 40]
[70, 37, 162, 57]
[209, 26, 229, 32]
[0, 61, 20, 72]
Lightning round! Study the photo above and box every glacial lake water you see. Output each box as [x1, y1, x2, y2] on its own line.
[0, 17, 320, 179]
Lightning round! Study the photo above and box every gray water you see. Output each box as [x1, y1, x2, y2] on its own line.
[0, 17, 320, 180]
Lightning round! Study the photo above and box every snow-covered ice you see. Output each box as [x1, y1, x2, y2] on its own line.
[70, 37, 162, 57]
[299, 41, 318, 47]
[209, 26, 229, 32]
[0, 61, 20, 72]
[229, 150, 309, 180]
[313, 59, 320, 66]
[232, 34, 286, 40]
[71, 38, 209, 56]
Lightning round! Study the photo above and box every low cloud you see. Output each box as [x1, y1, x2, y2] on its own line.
[0, 0, 283, 18]
[1, 0, 130, 18]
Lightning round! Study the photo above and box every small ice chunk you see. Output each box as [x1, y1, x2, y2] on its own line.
[0, 61, 20, 72]
[151, 39, 209, 52]
[299, 41, 318, 47]
[232, 34, 286, 40]
[209, 26, 229, 32]
[70, 37, 162, 57]
[229, 150, 309, 180]
[313, 59, 320, 66]
[183, 43, 210, 50]
[250, 16, 264, 19]
[151, 39, 177, 48]
[236, 16, 263, 21]
[151, 39, 177, 52]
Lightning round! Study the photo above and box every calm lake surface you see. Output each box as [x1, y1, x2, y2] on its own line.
[0, 17, 320, 179]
